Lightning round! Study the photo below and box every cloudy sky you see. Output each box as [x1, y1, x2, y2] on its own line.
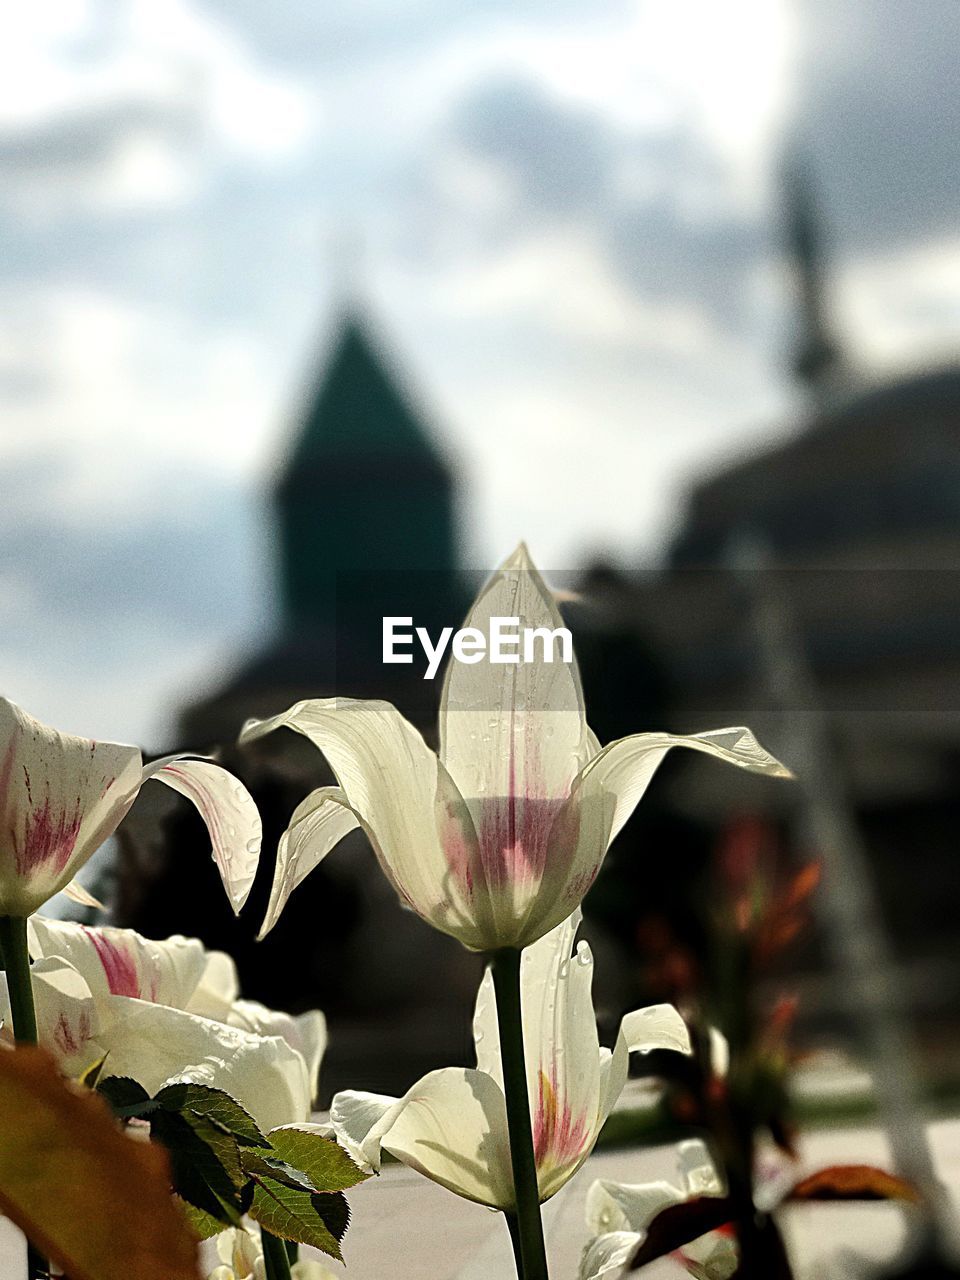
[1, 0, 958, 745]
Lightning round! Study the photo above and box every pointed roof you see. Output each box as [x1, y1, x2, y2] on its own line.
[281, 315, 447, 476]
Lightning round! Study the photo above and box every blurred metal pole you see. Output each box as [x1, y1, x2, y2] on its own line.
[729, 534, 954, 1268]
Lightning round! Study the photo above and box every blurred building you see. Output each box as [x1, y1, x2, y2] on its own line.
[613, 170, 960, 1044]
[120, 312, 482, 1101]
[182, 312, 465, 745]
[115, 171, 960, 1090]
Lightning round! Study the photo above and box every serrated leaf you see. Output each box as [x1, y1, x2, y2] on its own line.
[242, 1149, 318, 1194]
[0, 1046, 201, 1280]
[151, 1111, 245, 1227]
[788, 1164, 920, 1203]
[177, 1196, 227, 1242]
[311, 1190, 350, 1244]
[267, 1128, 368, 1193]
[250, 1183, 350, 1260]
[247, 1134, 360, 1260]
[97, 1076, 157, 1119]
[156, 1082, 267, 1147]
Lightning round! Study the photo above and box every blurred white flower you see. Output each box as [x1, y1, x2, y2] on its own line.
[579, 1139, 730, 1280]
[209, 1222, 339, 1280]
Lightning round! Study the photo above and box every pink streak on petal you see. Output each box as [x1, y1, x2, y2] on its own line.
[84, 928, 142, 998]
[53, 1007, 93, 1058]
[2, 731, 118, 880]
[440, 699, 575, 899]
[533, 1068, 591, 1171]
[15, 785, 84, 878]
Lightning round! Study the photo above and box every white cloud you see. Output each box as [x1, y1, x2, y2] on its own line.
[839, 238, 960, 371]
[419, 226, 728, 356]
[0, 0, 955, 743]
[0, 0, 318, 216]
[0, 286, 280, 516]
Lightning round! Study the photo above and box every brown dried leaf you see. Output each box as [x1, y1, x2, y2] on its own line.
[788, 1164, 920, 1203]
[0, 1046, 201, 1280]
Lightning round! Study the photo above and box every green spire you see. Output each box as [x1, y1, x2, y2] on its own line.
[287, 317, 446, 463]
[784, 158, 845, 398]
[275, 313, 458, 632]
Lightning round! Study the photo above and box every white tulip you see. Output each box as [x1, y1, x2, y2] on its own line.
[10, 917, 325, 1133]
[241, 544, 789, 952]
[330, 910, 691, 1209]
[0, 696, 261, 918]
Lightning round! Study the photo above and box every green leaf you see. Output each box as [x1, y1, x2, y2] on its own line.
[250, 1183, 350, 1260]
[241, 1148, 318, 1194]
[155, 1081, 267, 1147]
[78, 1054, 108, 1090]
[244, 1131, 364, 1260]
[266, 1128, 368, 1193]
[177, 1195, 227, 1242]
[97, 1076, 159, 1119]
[150, 1110, 246, 1227]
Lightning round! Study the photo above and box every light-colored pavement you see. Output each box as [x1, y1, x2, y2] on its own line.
[295, 1117, 960, 1279]
[4, 1119, 959, 1278]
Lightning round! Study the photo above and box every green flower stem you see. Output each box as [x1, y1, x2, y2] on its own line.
[490, 948, 549, 1280]
[504, 1210, 523, 1277]
[0, 916, 37, 1044]
[0, 914, 46, 1280]
[261, 1228, 293, 1280]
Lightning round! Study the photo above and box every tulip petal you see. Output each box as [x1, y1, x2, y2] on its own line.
[439, 546, 591, 936]
[527, 727, 790, 944]
[258, 786, 360, 940]
[472, 910, 601, 1199]
[580, 1142, 725, 1279]
[581, 727, 792, 849]
[241, 700, 487, 948]
[380, 1068, 514, 1209]
[587, 1140, 724, 1238]
[144, 757, 262, 915]
[186, 949, 240, 1021]
[29, 916, 207, 1011]
[332, 1069, 514, 1207]
[621, 1003, 693, 1058]
[329, 1089, 406, 1173]
[598, 1003, 693, 1130]
[226, 1000, 327, 1104]
[440, 543, 590, 797]
[100, 997, 312, 1132]
[1, 956, 104, 1078]
[524, 914, 602, 1196]
[0, 697, 143, 917]
[578, 1229, 642, 1280]
[60, 879, 105, 910]
[586, 1177, 688, 1237]
[294, 1010, 328, 1102]
[471, 965, 500, 1086]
